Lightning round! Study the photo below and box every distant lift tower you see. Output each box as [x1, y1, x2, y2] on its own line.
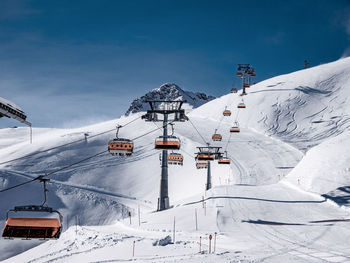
[195, 145, 222, 190]
[236, 64, 256, 96]
[142, 100, 188, 211]
[0, 96, 32, 143]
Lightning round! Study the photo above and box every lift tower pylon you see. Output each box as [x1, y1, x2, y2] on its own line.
[142, 100, 188, 211]
[236, 64, 256, 96]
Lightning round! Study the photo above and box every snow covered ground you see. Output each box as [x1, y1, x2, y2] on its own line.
[1, 58, 350, 262]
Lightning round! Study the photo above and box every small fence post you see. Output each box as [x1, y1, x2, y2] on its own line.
[209, 234, 212, 253]
[199, 236, 202, 253]
[195, 208, 198, 231]
[132, 240, 135, 257]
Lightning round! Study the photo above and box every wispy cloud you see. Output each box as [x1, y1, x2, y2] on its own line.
[0, 0, 40, 19]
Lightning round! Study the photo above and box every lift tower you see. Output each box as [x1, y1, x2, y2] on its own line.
[236, 64, 256, 96]
[142, 100, 188, 211]
[195, 145, 222, 190]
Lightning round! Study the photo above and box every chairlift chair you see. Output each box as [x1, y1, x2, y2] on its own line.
[108, 125, 134, 156]
[230, 122, 240, 133]
[212, 129, 222, 141]
[250, 72, 256, 76]
[168, 152, 183, 165]
[223, 108, 231, 116]
[237, 102, 246, 109]
[196, 161, 208, 169]
[212, 133, 222, 141]
[218, 151, 230, 164]
[155, 136, 181, 150]
[2, 178, 63, 240]
[195, 153, 215, 161]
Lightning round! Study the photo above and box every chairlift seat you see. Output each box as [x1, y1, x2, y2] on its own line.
[230, 127, 240, 133]
[168, 153, 183, 165]
[212, 134, 222, 141]
[155, 136, 180, 150]
[196, 153, 215, 161]
[196, 161, 208, 169]
[108, 138, 134, 155]
[2, 217, 61, 239]
[218, 159, 230, 164]
[223, 110, 231, 116]
[237, 103, 246, 109]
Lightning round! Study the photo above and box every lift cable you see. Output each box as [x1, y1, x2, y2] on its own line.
[235, 108, 241, 123]
[214, 115, 225, 133]
[180, 148, 195, 159]
[224, 132, 233, 152]
[0, 177, 38, 193]
[0, 115, 142, 166]
[187, 117, 208, 145]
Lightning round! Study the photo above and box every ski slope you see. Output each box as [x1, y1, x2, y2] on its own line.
[1, 57, 350, 262]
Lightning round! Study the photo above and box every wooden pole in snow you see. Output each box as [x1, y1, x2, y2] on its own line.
[195, 208, 198, 231]
[132, 240, 135, 257]
[199, 236, 202, 253]
[209, 234, 212, 253]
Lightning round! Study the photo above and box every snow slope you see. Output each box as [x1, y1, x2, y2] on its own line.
[2, 58, 350, 262]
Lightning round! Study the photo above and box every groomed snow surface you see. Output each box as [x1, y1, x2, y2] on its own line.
[1, 57, 350, 262]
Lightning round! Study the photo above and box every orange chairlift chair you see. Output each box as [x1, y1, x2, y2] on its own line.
[108, 125, 134, 156]
[2, 177, 63, 240]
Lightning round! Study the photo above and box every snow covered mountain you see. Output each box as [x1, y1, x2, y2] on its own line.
[125, 83, 215, 115]
[2, 58, 350, 262]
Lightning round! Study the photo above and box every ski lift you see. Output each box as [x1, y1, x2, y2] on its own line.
[212, 129, 222, 141]
[2, 177, 63, 240]
[237, 102, 246, 109]
[236, 72, 243, 77]
[230, 88, 238, 93]
[155, 124, 181, 150]
[168, 152, 183, 165]
[218, 158, 230, 164]
[218, 151, 230, 164]
[155, 136, 181, 150]
[230, 122, 240, 133]
[195, 152, 215, 161]
[108, 125, 134, 156]
[249, 72, 256, 77]
[243, 83, 250, 88]
[223, 107, 231, 116]
[196, 161, 208, 169]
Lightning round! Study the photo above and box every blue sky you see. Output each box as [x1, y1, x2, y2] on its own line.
[1, 0, 350, 128]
